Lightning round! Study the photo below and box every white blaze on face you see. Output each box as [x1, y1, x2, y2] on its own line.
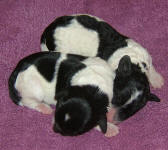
[124, 89, 143, 106]
[65, 113, 70, 121]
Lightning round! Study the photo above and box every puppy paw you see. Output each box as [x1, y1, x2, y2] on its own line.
[147, 66, 164, 89]
[153, 74, 164, 89]
[36, 103, 53, 114]
[149, 72, 164, 89]
[104, 123, 119, 137]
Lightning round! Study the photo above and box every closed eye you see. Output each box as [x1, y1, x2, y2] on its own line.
[112, 90, 131, 106]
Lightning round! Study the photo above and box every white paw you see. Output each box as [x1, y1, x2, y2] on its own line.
[104, 123, 119, 137]
[147, 66, 164, 89]
[149, 72, 164, 89]
[36, 103, 53, 114]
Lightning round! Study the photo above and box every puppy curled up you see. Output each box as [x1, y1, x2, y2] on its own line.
[40, 14, 163, 123]
[8, 52, 119, 137]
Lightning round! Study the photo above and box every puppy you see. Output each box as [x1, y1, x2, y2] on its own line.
[40, 14, 163, 123]
[8, 52, 118, 136]
[107, 55, 160, 123]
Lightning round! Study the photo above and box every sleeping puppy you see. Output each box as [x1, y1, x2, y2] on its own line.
[8, 52, 118, 137]
[40, 14, 163, 123]
[107, 55, 160, 123]
[40, 14, 164, 89]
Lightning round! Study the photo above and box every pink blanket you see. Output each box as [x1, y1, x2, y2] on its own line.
[0, 0, 167, 149]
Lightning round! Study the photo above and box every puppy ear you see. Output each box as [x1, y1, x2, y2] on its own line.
[118, 55, 132, 76]
[55, 90, 69, 100]
[98, 114, 107, 133]
[148, 93, 160, 102]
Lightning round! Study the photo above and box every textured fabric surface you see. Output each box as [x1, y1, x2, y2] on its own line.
[0, 0, 167, 150]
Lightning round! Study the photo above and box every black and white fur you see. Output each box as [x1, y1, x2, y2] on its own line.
[111, 55, 160, 122]
[8, 52, 116, 136]
[40, 14, 163, 122]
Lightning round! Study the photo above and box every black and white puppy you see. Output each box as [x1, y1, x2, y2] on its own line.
[40, 14, 163, 122]
[108, 55, 160, 122]
[8, 52, 118, 136]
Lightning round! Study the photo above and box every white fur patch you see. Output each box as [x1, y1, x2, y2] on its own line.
[53, 19, 99, 57]
[41, 43, 49, 51]
[107, 39, 164, 88]
[15, 54, 67, 109]
[72, 14, 103, 21]
[71, 57, 115, 105]
[124, 89, 142, 106]
[54, 53, 67, 81]
[108, 39, 152, 72]
[40, 14, 163, 88]
[15, 66, 56, 106]
[65, 113, 70, 121]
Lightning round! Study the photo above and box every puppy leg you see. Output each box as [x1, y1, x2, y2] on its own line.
[106, 107, 117, 123]
[94, 122, 119, 137]
[21, 98, 53, 114]
[147, 65, 164, 89]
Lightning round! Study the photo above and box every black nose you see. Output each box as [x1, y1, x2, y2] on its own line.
[53, 123, 61, 133]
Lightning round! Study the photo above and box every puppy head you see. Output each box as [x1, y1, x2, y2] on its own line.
[112, 55, 160, 122]
[53, 89, 107, 136]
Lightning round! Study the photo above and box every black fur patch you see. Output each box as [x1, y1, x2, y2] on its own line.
[8, 52, 49, 105]
[76, 15, 128, 60]
[116, 83, 160, 122]
[41, 15, 128, 60]
[112, 57, 151, 121]
[8, 52, 60, 105]
[142, 61, 148, 70]
[76, 15, 99, 31]
[35, 53, 60, 82]
[67, 53, 87, 62]
[41, 16, 74, 51]
[56, 56, 86, 93]
[116, 97, 147, 121]
[8, 60, 30, 105]
[142, 62, 146, 68]
[54, 85, 109, 136]
[54, 97, 91, 135]
[97, 21, 128, 60]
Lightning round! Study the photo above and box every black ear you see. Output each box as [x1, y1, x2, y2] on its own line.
[55, 90, 69, 100]
[98, 114, 107, 133]
[148, 93, 160, 102]
[118, 55, 132, 76]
